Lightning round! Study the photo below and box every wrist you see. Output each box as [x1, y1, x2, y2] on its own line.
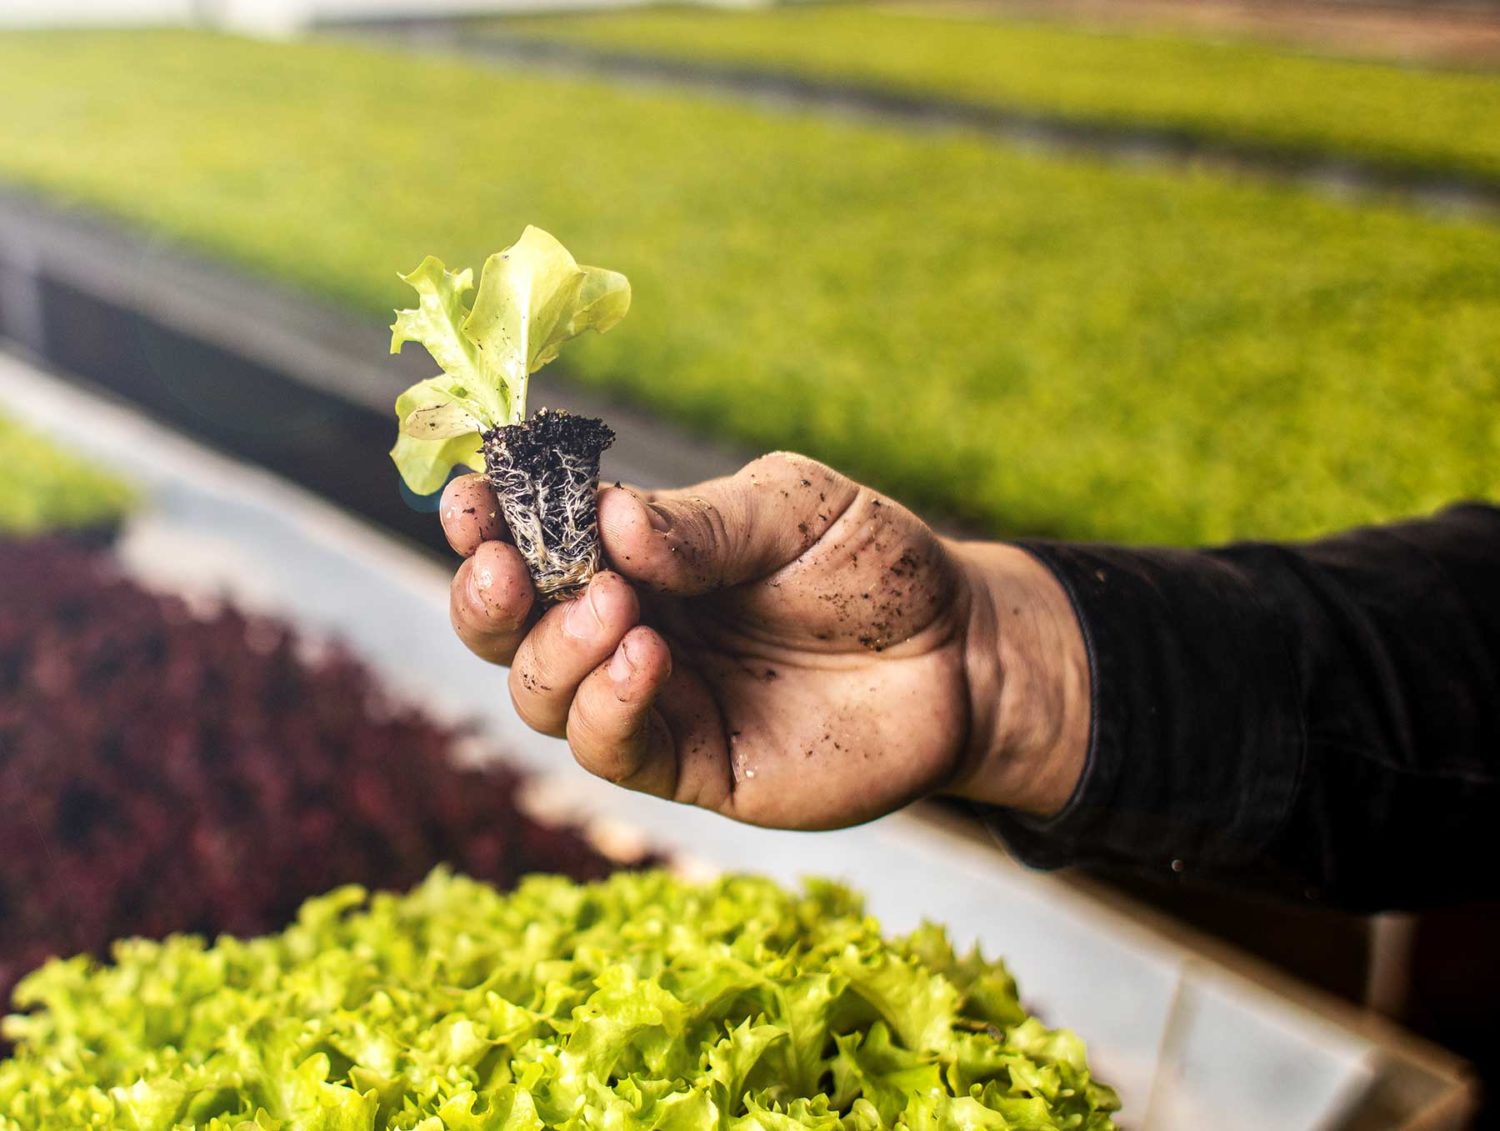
[946, 540, 1091, 818]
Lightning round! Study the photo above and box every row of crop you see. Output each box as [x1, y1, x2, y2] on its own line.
[497, 5, 1500, 184]
[0, 535, 630, 1013]
[0, 414, 135, 539]
[1, 869, 1121, 1129]
[0, 31, 1495, 546]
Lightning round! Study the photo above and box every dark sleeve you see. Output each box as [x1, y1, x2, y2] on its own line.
[984, 503, 1500, 911]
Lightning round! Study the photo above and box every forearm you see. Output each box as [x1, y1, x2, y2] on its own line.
[947, 504, 1500, 911]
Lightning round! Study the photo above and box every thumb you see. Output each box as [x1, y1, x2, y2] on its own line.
[598, 453, 858, 595]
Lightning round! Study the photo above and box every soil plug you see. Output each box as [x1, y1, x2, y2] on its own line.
[387, 227, 630, 600]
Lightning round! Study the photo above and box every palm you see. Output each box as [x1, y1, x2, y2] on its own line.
[629, 486, 972, 829]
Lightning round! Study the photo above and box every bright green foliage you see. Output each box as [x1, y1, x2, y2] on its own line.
[499, 5, 1500, 183]
[390, 227, 631, 494]
[0, 31, 1495, 541]
[0, 413, 134, 536]
[0, 870, 1119, 1130]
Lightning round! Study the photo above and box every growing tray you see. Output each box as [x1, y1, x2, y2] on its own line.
[1, 350, 1474, 1130]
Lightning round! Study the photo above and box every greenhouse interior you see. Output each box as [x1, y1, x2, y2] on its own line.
[0, 1, 1497, 1128]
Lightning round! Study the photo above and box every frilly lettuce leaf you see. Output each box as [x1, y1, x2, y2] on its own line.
[0, 870, 1119, 1131]
[388, 226, 631, 495]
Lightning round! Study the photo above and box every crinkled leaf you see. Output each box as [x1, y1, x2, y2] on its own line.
[704, 1021, 786, 1115]
[835, 946, 961, 1054]
[389, 377, 485, 495]
[464, 226, 630, 409]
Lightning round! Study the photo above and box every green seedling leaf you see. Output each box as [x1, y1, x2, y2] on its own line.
[388, 227, 630, 495]
[389, 377, 486, 496]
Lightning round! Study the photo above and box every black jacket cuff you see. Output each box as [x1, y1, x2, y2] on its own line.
[984, 541, 1306, 883]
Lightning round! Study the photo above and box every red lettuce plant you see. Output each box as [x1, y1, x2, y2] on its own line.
[0, 537, 632, 1015]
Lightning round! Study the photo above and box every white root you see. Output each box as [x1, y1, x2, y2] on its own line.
[484, 411, 613, 602]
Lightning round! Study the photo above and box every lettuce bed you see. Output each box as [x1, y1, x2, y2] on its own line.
[0, 413, 134, 537]
[497, 5, 1500, 184]
[0, 32, 1496, 542]
[0, 538, 625, 1021]
[0, 869, 1120, 1130]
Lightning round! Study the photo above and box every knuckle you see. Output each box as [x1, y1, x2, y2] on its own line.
[573, 724, 641, 784]
[697, 502, 736, 578]
[747, 450, 831, 484]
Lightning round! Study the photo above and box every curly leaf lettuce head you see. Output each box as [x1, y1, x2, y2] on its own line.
[388, 226, 631, 495]
[0, 870, 1121, 1131]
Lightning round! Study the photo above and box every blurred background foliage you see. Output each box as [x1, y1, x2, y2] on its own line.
[0, 414, 135, 537]
[0, 4, 1495, 547]
[498, 5, 1500, 181]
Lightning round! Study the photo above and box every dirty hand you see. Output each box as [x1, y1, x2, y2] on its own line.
[440, 452, 1089, 830]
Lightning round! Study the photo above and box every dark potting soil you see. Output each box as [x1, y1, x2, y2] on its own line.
[0, 536, 641, 1023]
[483, 409, 615, 601]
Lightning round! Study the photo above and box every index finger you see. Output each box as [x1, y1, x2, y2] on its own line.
[439, 473, 507, 557]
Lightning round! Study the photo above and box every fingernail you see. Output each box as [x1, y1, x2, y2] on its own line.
[608, 638, 635, 683]
[645, 502, 672, 533]
[564, 578, 605, 638]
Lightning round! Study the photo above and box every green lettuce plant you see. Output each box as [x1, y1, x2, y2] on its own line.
[390, 227, 631, 600]
[0, 413, 135, 538]
[0, 870, 1119, 1131]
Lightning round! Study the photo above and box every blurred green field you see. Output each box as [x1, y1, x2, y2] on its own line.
[0, 414, 135, 536]
[0, 30, 1495, 543]
[498, 4, 1500, 184]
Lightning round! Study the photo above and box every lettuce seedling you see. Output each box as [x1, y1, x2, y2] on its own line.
[390, 226, 631, 600]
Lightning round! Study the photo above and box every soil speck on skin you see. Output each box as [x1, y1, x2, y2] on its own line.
[800, 478, 811, 488]
[463, 507, 477, 516]
[890, 550, 920, 579]
[797, 522, 810, 537]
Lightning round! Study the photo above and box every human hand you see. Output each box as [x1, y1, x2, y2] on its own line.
[440, 453, 1089, 830]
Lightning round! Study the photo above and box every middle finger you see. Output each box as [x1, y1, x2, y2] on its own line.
[509, 571, 640, 737]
